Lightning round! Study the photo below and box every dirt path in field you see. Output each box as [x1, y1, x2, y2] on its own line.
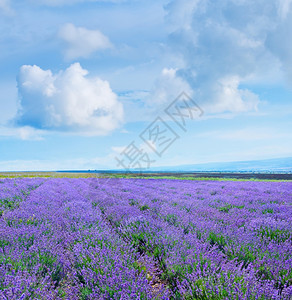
[95, 205, 170, 297]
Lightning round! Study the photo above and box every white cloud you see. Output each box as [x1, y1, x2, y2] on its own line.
[165, 0, 200, 30]
[204, 76, 260, 114]
[149, 68, 193, 105]
[0, 126, 44, 140]
[162, 0, 292, 114]
[149, 69, 259, 115]
[58, 23, 112, 60]
[18, 126, 44, 140]
[115, 69, 195, 122]
[17, 63, 123, 136]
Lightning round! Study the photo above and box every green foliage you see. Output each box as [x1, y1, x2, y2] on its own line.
[129, 198, 139, 206]
[233, 205, 245, 209]
[0, 197, 20, 210]
[208, 232, 227, 250]
[133, 261, 147, 275]
[217, 203, 245, 213]
[262, 209, 273, 214]
[140, 205, 149, 211]
[257, 227, 291, 243]
[226, 245, 257, 267]
[80, 287, 92, 300]
[183, 206, 192, 212]
[0, 239, 10, 249]
[18, 234, 35, 250]
[218, 204, 233, 213]
[165, 214, 178, 226]
[92, 201, 98, 208]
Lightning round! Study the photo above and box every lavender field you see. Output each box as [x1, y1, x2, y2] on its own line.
[0, 178, 291, 299]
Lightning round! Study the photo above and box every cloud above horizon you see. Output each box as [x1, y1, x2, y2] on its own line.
[149, 68, 192, 105]
[58, 23, 112, 60]
[161, 0, 292, 114]
[16, 63, 123, 136]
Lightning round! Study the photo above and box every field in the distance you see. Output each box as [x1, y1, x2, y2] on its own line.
[1, 171, 292, 181]
[0, 177, 291, 299]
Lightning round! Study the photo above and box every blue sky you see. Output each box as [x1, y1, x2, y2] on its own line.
[0, 0, 292, 171]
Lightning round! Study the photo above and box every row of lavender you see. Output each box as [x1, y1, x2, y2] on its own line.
[0, 178, 166, 299]
[0, 178, 291, 299]
[0, 178, 44, 217]
[90, 178, 292, 299]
